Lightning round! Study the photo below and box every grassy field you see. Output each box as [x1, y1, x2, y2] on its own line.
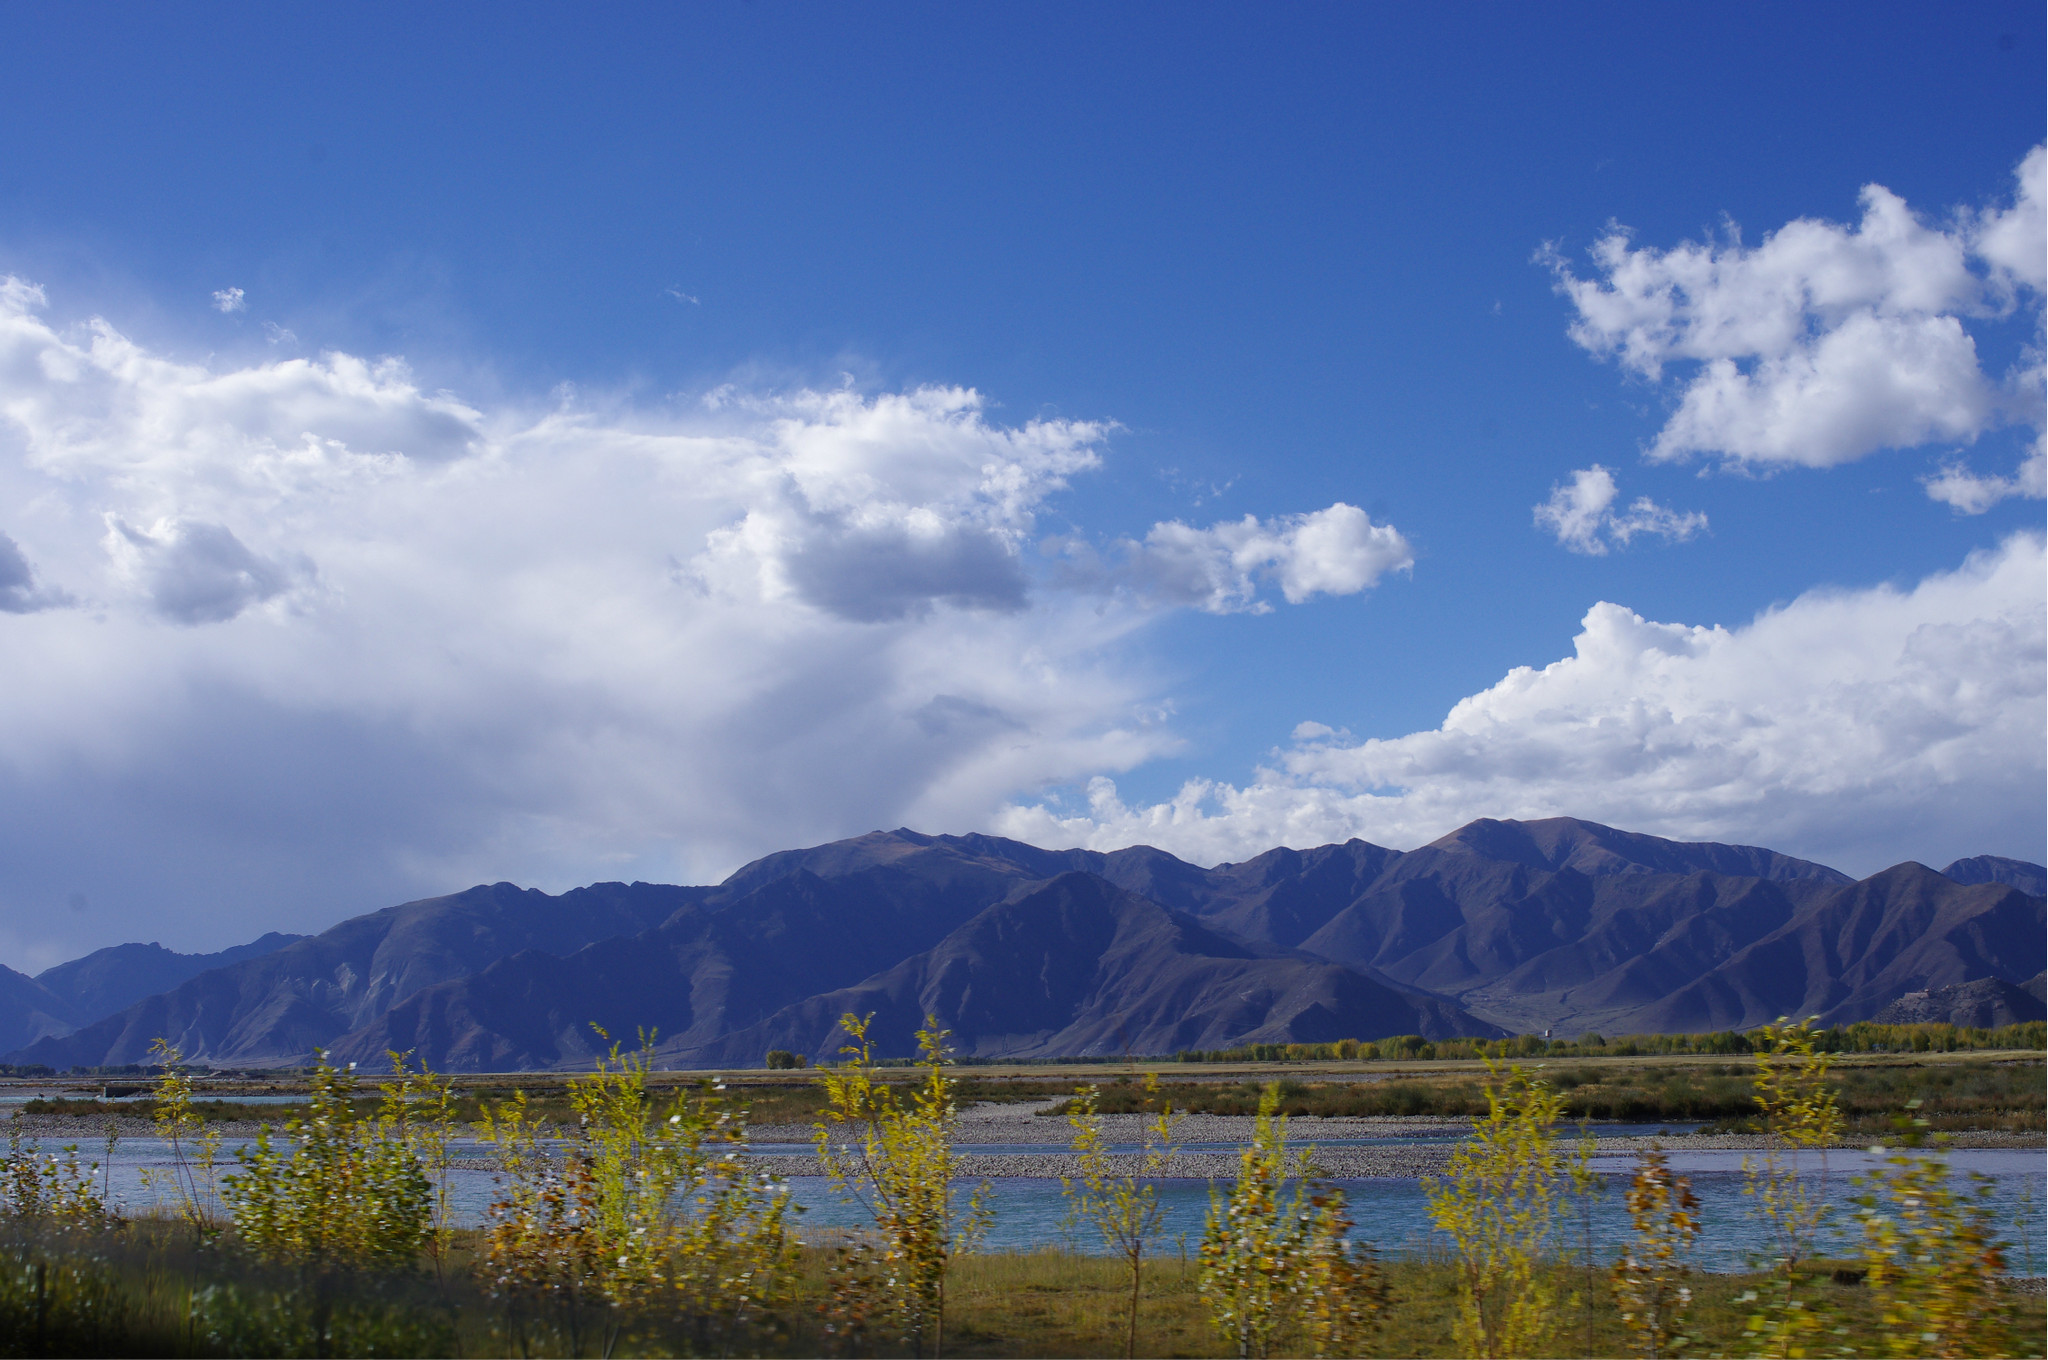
[2, 1221, 2041, 1358]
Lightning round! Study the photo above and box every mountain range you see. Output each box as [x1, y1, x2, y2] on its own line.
[0, 932, 304, 1059]
[6, 818, 2043, 1071]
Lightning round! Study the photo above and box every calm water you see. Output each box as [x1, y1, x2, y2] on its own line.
[750, 1122, 1704, 1155]
[17, 1133, 2045, 1272]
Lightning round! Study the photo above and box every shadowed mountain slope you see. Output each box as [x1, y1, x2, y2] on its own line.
[331, 861, 1040, 1071]
[1626, 865, 2045, 1033]
[678, 873, 1493, 1066]
[10, 883, 698, 1069]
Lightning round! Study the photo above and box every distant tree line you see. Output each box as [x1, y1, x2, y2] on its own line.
[1172, 1020, 2046, 1065]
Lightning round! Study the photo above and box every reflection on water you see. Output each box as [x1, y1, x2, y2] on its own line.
[13, 1134, 2043, 1273]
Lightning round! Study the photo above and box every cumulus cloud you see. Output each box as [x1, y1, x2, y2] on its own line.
[686, 385, 1104, 622]
[0, 277, 1402, 968]
[998, 534, 2047, 877]
[1548, 145, 2045, 491]
[1052, 503, 1412, 614]
[211, 288, 246, 314]
[1534, 465, 1706, 554]
[1924, 438, 2047, 514]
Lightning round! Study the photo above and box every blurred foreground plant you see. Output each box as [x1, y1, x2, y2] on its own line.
[0, 1126, 112, 1224]
[1611, 1145, 1701, 1358]
[1854, 1103, 2018, 1359]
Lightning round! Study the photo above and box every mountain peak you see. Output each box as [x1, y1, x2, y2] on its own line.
[1941, 855, 2047, 898]
[1426, 816, 1852, 884]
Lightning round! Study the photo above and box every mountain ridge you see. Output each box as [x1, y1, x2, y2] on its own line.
[8, 817, 2041, 1071]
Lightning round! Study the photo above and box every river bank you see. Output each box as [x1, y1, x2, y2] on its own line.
[11, 1097, 2043, 1179]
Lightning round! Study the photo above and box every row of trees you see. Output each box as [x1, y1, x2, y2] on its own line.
[0, 1017, 2033, 1357]
[1175, 1018, 2047, 1064]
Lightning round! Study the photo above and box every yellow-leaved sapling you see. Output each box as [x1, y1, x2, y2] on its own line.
[378, 1050, 462, 1277]
[1061, 1073, 1185, 1359]
[1737, 1016, 1842, 1357]
[144, 1038, 221, 1240]
[221, 1049, 432, 1269]
[1, 1125, 113, 1223]
[478, 1027, 800, 1358]
[813, 1013, 991, 1359]
[1196, 1081, 1381, 1359]
[1423, 1057, 1587, 1359]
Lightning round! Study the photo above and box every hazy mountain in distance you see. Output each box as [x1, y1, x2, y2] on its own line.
[10, 883, 702, 1069]
[0, 965, 76, 1056]
[1942, 855, 2047, 898]
[36, 933, 306, 1029]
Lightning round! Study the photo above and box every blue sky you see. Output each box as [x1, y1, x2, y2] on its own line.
[0, 2, 2042, 966]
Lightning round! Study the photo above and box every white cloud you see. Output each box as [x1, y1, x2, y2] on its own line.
[211, 287, 246, 314]
[1548, 146, 2046, 487]
[0, 277, 1403, 967]
[685, 385, 1106, 622]
[1067, 503, 1412, 614]
[1924, 438, 2047, 514]
[998, 534, 2048, 877]
[1971, 145, 2047, 296]
[1533, 464, 1706, 554]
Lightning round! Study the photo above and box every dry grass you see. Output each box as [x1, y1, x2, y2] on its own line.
[2, 1219, 2041, 1358]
